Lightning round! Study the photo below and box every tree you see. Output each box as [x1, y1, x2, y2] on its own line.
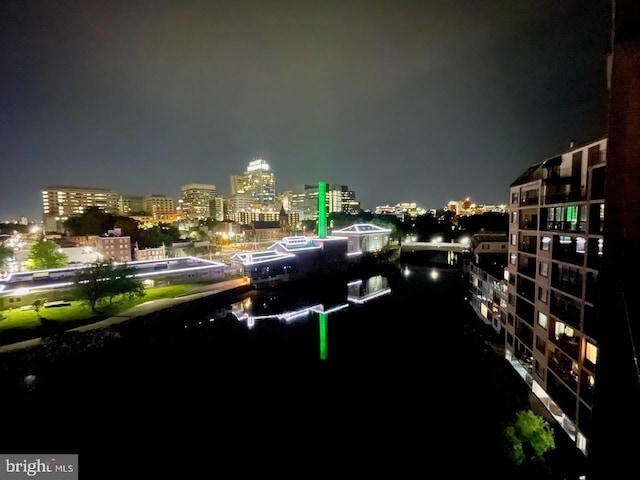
[24, 240, 68, 270]
[138, 224, 181, 249]
[32, 299, 43, 318]
[504, 410, 556, 468]
[73, 262, 145, 313]
[64, 206, 114, 235]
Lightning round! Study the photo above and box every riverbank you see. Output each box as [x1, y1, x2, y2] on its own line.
[0, 278, 252, 360]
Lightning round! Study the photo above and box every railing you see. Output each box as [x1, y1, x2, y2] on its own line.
[544, 221, 586, 234]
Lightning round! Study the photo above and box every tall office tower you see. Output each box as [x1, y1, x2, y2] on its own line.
[230, 174, 245, 195]
[118, 195, 144, 215]
[291, 184, 359, 220]
[210, 195, 224, 222]
[506, 137, 607, 457]
[340, 187, 360, 214]
[143, 195, 175, 217]
[180, 183, 216, 221]
[42, 186, 119, 232]
[243, 159, 275, 208]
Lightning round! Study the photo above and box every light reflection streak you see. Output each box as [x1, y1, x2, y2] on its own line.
[347, 288, 392, 304]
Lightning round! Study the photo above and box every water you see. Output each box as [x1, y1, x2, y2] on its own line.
[0, 262, 528, 477]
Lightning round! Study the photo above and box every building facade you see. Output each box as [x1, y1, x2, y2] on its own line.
[143, 195, 175, 218]
[467, 232, 509, 336]
[292, 184, 359, 220]
[243, 159, 275, 208]
[95, 235, 132, 263]
[42, 186, 119, 232]
[119, 195, 145, 215]
[180, 183, 216, 221]
[505, 137, 606, 456]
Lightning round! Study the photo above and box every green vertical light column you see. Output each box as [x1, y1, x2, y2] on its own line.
[318, 181, 327, 239]
[319, 312, 328, 360]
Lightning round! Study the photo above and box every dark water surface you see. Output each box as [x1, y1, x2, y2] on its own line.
[0, 264, 530, 477]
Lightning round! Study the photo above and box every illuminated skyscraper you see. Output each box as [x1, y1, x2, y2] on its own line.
[243, 159, 275, 208]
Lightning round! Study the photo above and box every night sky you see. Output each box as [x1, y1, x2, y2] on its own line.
[0, 0, 611, 221]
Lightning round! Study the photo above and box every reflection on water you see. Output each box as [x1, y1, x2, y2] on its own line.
[3, 263, 490, 475]
[221, 273, 392, 331]
[203, 273, 393, 360]
[347, 275, 391, 304]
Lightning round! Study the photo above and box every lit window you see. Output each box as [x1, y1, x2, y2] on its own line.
[539, 262, 549, 277]
[586, 341, 598, 364]
[538, 312, 548, 329]
[541, 237, 551, 251]
[511, 234, 517, 246]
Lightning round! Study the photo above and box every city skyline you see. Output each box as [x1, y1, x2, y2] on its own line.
[0, 1, 610, 220]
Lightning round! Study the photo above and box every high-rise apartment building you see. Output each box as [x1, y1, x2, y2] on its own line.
[505, 137, 607, 456]
[42, 186, 119, 232]
[143, 195, 175, 217]
[119, 195, 144, 215]
[180, 183, 216, 221]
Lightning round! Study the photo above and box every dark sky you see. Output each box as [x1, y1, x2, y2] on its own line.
[0, 0, 611, 221]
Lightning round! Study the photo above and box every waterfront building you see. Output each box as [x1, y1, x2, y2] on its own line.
[467, 232, 508, 336]
[231, 222, 391, 288]
[505, 136, 606, 456]
[330, 223, 391, 255]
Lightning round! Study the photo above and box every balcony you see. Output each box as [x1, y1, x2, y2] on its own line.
[548, 348, 578, 392]
[550, 291, 582, 330]
[518, 255, 536, 279]
[552, 236, 586, 267]
[551, 263, 584, 299]
[521, 195, 539, 206]
[544, 220, 586, 234]
[518, 234, 537, 254]
[517, 275, 536, 303]
[544, 189, 584, 205]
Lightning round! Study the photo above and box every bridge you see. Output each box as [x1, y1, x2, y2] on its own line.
[399, 240, 470, 267]
[400, 240, 469, 253]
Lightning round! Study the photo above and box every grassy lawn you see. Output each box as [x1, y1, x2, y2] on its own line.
[0, 283, 202, 333]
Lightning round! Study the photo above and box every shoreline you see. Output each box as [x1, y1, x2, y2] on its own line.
[0, 278, 252, 356]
